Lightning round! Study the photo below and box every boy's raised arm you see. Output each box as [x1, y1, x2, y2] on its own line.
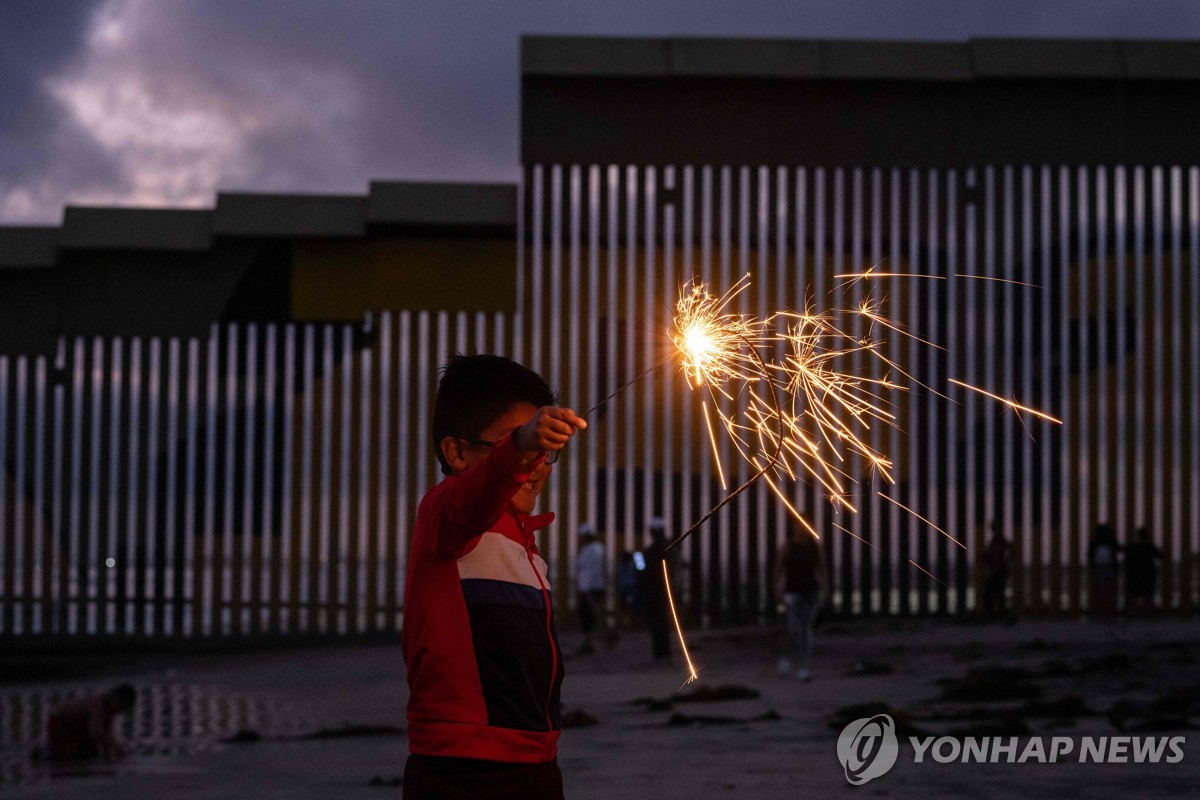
[428, 406, 585, 558]
[429, 430, 540, 557]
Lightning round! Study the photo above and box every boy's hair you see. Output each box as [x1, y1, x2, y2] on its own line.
[432, 354, 557, 474]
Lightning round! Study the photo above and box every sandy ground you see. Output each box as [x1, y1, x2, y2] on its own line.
[2, 616, 1199, 799]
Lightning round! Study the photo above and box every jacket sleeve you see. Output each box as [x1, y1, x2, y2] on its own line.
[428, 430, 544, 559]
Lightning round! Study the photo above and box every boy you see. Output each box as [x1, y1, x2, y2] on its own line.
[402, 354, 586, 799]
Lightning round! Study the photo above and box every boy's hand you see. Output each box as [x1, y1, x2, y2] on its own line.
[515, 406, 587, 459]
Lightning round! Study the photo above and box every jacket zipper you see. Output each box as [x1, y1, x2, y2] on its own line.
[515, 509, 557, 732]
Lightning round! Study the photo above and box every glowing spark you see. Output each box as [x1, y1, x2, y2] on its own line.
[663, 560, 699, 685]
[700, 400, 728, 491]
[907, 559, 948, 587]
[878, 493, 965, 549]
[947, 379, 1063, 424]
[954, 273, 1043, 289]
[834, 272, 946, 280]
[652, 273, 1059, 683]
[673, 275, 771, 388]
[831, 520, 883, 552]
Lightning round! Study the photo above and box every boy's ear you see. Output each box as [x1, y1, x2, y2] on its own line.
[439, 436, 469, 475]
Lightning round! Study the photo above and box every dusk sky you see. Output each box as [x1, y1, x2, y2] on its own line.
[2, 0, 1199, 224]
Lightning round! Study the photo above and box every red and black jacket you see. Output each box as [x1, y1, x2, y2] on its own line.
[402, 431, 563, 763]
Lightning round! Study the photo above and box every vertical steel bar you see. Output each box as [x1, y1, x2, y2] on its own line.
[51, 346, 67, 634]
[240, 326, 257, 634]
[1058, 166, 1072, 611]
[280, 326, 297, 633]
[106, 341, 122, 635]
[222, 326, 238, 635]
[123, 340, 140, 635]
[372, 312, 391, 631]
[549, 165, 563, 592]
[299, 324, 316, 633]
[261, 326, 276, 634]
[317, 326, 334, 632]
[356, 317, 372, 633]
[145, 339, 161, 634]
[68, 340, 85, 633]
[182, 338, 200, 637]
[32, 357, 47, 633]
[624, 166, 637, 560]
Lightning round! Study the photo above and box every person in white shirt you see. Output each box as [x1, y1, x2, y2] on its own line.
[574, 523, 613, 654]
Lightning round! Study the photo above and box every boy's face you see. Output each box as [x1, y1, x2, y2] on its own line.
[463, 401, 552, 514]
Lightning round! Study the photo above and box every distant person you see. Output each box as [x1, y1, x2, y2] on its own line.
[574, 523, 615, 653]
[640, 517, 673, 661]
[1124, 527, 1162, 614]
[982, 522, 1012, 618]
[45, 684, 136, 761]
[615, 549, 640, 627]
[1088, 523, 1122, 618]
[773, 519, 823, 682]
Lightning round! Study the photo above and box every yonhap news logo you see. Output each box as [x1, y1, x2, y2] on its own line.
[836, 714, 1187, 785]
[836, 714, 899, 785]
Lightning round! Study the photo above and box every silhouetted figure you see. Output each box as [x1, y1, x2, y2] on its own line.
[1124, 527, 1162, 614]
[640, 517, 672, 660]
[1088, 523, 1122, 618]
[773, 519, 823, 681]
[574, 523, 615, 653]
[45, 684, 136, 761]
[982, 523, 1012, 619]
[615, 549, 640, 627]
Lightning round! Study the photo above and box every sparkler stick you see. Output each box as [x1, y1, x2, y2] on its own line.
[585, 353, 674, 417]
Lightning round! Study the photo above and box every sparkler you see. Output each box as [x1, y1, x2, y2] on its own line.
[588, 271, 1060, 685]
[664, 273, 1061, 557]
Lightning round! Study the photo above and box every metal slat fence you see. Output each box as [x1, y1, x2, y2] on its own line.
[0, 311, 515, 638]
[0, 163, 1197, 643]
[521, 163, 1198, 622]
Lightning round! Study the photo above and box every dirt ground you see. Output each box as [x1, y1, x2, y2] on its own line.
[2, 615, 1198, 799]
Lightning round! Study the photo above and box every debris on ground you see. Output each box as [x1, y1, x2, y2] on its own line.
[562, 709, 599, 728]
[846, 660, 895, 677]
[827, 702, 927, 739]
[299, 724, 405, 739]
[937, 667, 1042, 702]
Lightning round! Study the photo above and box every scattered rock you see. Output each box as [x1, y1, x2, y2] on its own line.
[634, 684, 760, 710]
[666, 709, 780, 727]
[1039, 659, 1074, 677]
[950, 643, 984, 663]
[1019, 695, 1093, 718]
[1107, 700, 1195, 733]
[938, 667, 1041, 702]
[828, 702, 926, 739]
[561, 709, 599, 728]
[300, 724, 405, 740]
[949, 716, 1032, 737]
[631, 697, 675, 712]
[1153, 684, 1200, 716]
[675, 684, 761, 704]
[1042, 718, 1079, 730]
[668, 712, 741, 726]
[847, 660, 895, 677]
[1019, 638, 1057, 651]
[1076, 653, 1132, 674]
